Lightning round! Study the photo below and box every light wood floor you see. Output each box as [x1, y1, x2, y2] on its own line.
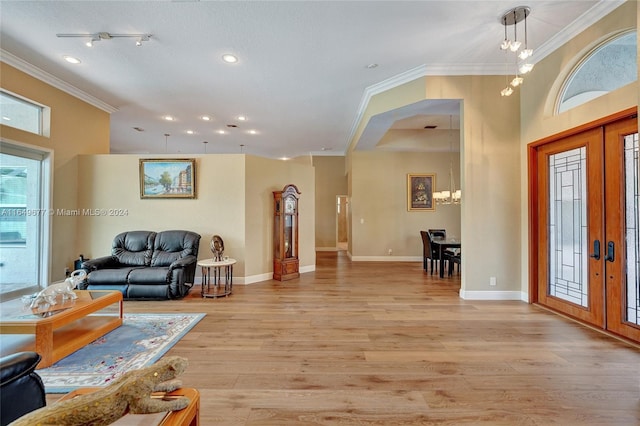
[54, 252, 640, 425]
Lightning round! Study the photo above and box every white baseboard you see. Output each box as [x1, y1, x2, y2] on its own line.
[459, 290, 527, 301]
[197, 264, 317, 286]
[350, 256, 422, 262]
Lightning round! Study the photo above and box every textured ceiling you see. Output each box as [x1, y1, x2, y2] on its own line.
[0, 1, 624, 158]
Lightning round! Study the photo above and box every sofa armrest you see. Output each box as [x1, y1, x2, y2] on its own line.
[0, 352, 41, 386]
[81, 256, 119, 271]
[169, 255, 197, 270]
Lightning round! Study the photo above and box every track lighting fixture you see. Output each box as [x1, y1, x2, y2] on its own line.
[57, 32, 152, 46]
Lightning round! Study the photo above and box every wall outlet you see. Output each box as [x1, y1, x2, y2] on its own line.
[489, 276, 497, 286]
[388, 248, 393, 255]
[64, 267, 71, 277]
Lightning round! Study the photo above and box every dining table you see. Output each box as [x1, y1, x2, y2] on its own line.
[430, 237, 461, 278]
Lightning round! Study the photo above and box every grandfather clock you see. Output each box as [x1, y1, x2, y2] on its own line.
[273, 184, 300, 281]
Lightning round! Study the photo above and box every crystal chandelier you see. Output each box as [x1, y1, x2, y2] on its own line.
[499, 6, 534, 97]
[433, 116, 461, 205]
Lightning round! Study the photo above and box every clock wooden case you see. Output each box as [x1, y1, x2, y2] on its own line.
[273, 184, 300, 281]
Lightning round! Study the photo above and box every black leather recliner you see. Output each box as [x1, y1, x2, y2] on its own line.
[0, 352, 46, 426]
[80, 230, 201, 300]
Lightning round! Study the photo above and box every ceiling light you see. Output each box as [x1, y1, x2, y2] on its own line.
[57, 32, 152, 47]
[217, 130, 226, 135]
[186, 130, 194, 134]
[248, 130, 257, 135]
[222, 54, 238, 63]
[63, 55, 81, 64]
[237, 115, 247, 121]
[510, 76, 524, 87]
[163, 115, 174, 121]
[498, 6, 534, 97]
[433, 115, 461, 205]
[200, 115, 211, 121]
[366, 63, 378, 69]
[136, 35, 150, 46]
[500, 86, 514, 97]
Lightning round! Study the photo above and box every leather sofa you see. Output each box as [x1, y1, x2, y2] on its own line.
[0, 352, 46, 426]
[80, 230, 201, 300]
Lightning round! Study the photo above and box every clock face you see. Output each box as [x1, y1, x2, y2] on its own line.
[285, 197, 295, 214]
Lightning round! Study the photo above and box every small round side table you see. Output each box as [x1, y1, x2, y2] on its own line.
[198, 258, 236, 298]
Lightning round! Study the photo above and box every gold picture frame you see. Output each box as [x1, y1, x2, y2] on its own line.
[407, 173, 435, 211]
[139, 158, 196, 199]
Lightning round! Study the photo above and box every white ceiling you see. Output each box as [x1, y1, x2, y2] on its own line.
[0, 1, 624, 158]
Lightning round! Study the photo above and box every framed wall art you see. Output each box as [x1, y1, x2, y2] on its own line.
[139, 158, 196, 199]
[407, 173, 435, 211]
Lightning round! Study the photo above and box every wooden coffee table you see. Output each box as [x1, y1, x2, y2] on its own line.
[0, 290, 123, 368]
[59, 387, 200, 426]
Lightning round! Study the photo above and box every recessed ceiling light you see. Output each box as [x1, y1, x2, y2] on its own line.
[237, 115, 247, 121]
[2, 116, 11, 121]
[186, 130, 194, 134]
[366, 63, 378, 69]
[226, 124, 238, 128]
[200, 115, 211, 121]
[217, 130, 226, 135]
[248, 130, 257, 135]
[63, 55, 81, 64]
[222, 54, 238, 63]
[163, 115, 174, 121]
[132, 126, 144, 132]
[280, 157, 290, 161]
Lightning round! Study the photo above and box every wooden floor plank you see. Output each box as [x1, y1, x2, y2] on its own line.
[47, 252, 640, 425]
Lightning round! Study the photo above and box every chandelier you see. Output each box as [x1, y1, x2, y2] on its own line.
[499, 6, 534, 97]
[433, 115, 461, 205]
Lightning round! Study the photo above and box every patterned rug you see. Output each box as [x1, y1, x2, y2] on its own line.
[38, 313, 205, 393]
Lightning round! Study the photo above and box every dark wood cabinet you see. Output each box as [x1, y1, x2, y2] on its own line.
[273, 184, 300, 281]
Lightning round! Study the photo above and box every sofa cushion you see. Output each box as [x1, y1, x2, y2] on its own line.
[128, 267, 170, 284]
[112, 231, 156, 266]
[151, 230, 200, 267]
[88, 267, 138, 285]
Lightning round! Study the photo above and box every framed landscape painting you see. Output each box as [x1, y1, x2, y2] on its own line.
[407, 173, 435, 211]
[139, 159, 196, 199]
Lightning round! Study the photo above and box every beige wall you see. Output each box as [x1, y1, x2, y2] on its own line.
[245, 155, 316, 281]
[350, 151, 461, 259]
[77, 154, 315, 283]
[519, 1, 637, 296]
[0, 63, 110, 282]
[312, 156, 347, 250]
[348, 75, 521, 297]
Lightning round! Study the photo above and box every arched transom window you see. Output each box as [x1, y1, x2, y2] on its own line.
[558, 31, 637, 114]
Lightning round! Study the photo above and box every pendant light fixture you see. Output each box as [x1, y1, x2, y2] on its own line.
[433, 115, 461, 205]
[499, 6, 534, 97]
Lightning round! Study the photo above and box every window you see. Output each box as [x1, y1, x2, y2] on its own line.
[558, 31, 637, 114]
[0, 90, 47, 135]
[0, 141, 52, 297]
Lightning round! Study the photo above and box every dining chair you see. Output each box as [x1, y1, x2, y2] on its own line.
[420, 230, 447, 275]
[428, 229, 446, 239]
[447, 251, 461, 276]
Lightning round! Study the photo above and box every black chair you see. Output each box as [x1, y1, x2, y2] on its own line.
[0, 352, 46, 425]
[420, 230, 447, 275]
[428, 229, 446, 239]
[447, 251, 462, 276]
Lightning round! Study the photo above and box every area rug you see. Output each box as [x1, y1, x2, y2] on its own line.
[38, 312, 205, 393]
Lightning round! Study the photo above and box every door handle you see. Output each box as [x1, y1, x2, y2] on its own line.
[604, 241, 615, 262]
[589, 240, 600, 260]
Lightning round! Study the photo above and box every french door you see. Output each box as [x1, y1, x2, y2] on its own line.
[532, 112, 640, 343]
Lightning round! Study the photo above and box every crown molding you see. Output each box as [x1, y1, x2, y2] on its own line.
[0, 49, 118, 114]
[345, 0, 627, 153]
[533, 0, 626, 62]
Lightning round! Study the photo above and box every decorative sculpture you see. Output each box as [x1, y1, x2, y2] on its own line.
[9, 356, 190, 426]
[210, 235, 224, 261]
[29, 269, 85, 309]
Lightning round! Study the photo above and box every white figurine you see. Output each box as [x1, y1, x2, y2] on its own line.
[30, 269, 85, 309]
